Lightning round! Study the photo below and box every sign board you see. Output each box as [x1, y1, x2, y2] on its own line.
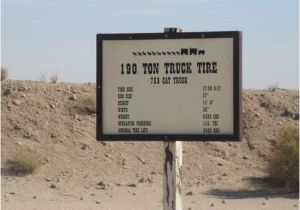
[97, 31, 242, 141]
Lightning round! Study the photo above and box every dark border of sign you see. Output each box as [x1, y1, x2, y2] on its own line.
[96, 31, 242, 141]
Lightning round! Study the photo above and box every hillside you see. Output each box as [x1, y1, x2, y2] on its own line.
[1, 80, 299, 210]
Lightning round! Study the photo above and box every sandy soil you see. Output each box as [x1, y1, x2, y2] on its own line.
[1, 80, 299, 210]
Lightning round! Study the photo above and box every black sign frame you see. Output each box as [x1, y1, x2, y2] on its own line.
[96, 31, 242, 141]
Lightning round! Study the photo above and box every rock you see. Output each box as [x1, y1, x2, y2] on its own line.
[255, 113, 260, 118]
[222, 200, 226, 204]
[69, 95, 76, 101]
[185, 191, 193, 196]
[242, 156, 249, 160]
[188, 208, 192, 210]
[260, 101, 269, 108]
[138, 178, 145, 183]
[16, 141, 22, 146]
[12, 100, 22, 106]
[45, 178, 52, 182]
[97, 181, 104, 186]
[9, 192, 15, 195]
[150, 171, 156, 175]
[132, 192, 136, 196]
[80, 197, 83, 200]
[101, 141, 107, 146]
[79, 143, 89, 150]
[127, 183, 137, 187]
[137, 156, 146, 164]
[3, 89, 11, 96]
[90, 193, 95, 196]
[221, 172, 227, 176]
[49, 184, 56, 189]
[217, 163, 223, 166]
[96, 185, 105, 190]
[95, 201, 100, 204]
[50, 104, 55, 109]
[211, 203, 214, 207]
[146, 178, 153, 183]
[33, 196, 37, 199]
[262, 202, 266, 205]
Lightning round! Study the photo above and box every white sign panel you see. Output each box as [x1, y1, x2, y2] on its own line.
[97, 31, 241, 141]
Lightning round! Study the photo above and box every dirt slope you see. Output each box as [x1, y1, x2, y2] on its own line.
[1, 80, 299, 210]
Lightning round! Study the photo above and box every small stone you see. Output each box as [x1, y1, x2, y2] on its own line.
[138, 178, 145, 183]
[101, 141, 107, 146]
[242, 156, 249, 160]
[255, 113, 260, 117]
[188, 208, 192, 210]
[50, 104, 55, 109]
[16, 141, 22, 146]
[222, 200, 225, 204]
[95, 201, 100, 204]
[137, 156, 146, 164]
[222, 172, 227, 176]
[80, 197, 83, 200]
[9, 192, 15, 195]
[33, 196, 37, 199]
[294, 204, 298, 207]
[150, 171, 156, 175]
[146, 178, 153, 183]
[265, 197, 269, 200]
[217, 163, 223, 166]
[97, 181, 105, 186]
[49, 184, 56, 189]
[127, 183, 136, 187]
[132, 192, 136, 196]
[262, 202, 266, 205]
[69, 95, 76, 101]
[185, 191, 193, 196]
[80, 143, 89, 150]
[211, 203, 214, 207]
[45, 178, 52, 182]
[90, 193, 95, 196]
[12, 100, 22, 106]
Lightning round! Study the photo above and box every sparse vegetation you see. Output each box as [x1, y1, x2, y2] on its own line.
[72, 95, 96, 115]
[1, 67, 8, 81]
[40, 73, 47, 82]
[267, 84, 279, 92]
[9, 148, 43, 174]
[50, 72, 58, 83]
[268, 124, 299, 191]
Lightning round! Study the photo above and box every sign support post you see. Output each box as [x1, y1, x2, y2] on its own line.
[163, 27, 183, 210]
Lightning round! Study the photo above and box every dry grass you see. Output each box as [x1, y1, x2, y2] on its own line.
[72, 95, 96, 115]
[268, 124, 299, 191]
[9, 148, 43, 174]
[1, 67, 8, 81]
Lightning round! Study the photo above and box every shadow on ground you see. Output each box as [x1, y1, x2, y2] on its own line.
[1, 160, 31, 177]
[205, 176, 299, 199]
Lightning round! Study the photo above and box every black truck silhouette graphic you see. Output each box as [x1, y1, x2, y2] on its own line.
[190, 48, 197, 55]
[181, 48, 189, 55]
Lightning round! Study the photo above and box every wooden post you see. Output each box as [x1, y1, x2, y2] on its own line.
[163, 27, 183, 210]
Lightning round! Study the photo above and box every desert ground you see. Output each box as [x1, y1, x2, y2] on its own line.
[1, 80, 299, 210]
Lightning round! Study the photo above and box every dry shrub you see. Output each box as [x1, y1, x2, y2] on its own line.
[10, 148, 43, 174]
[1, 67, 8, 81]
[268, 124, 299, 191]
[49, 72, 58, 83]
[72, 95, 96, 115]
